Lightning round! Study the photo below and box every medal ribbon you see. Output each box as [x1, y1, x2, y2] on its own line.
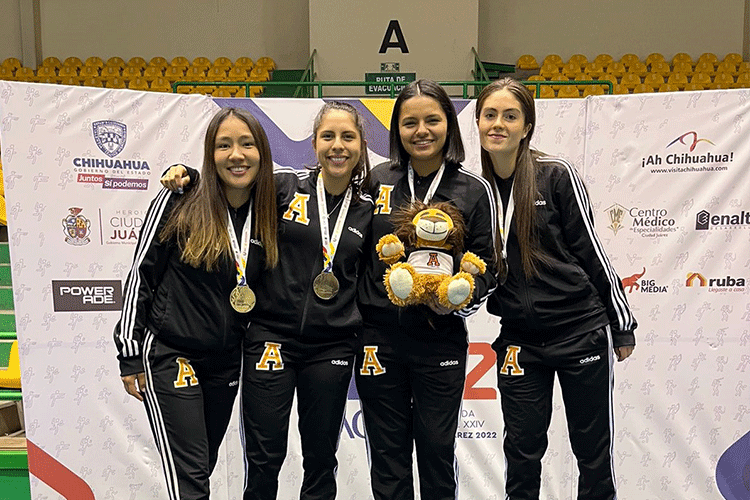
[316, 173, 352, 273]
[493, 178, 515, 260]
[226, 203, 253, 286]
[407, 161, 445, 204]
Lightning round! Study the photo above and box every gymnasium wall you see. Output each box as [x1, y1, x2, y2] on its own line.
[0, 0, 747, 70]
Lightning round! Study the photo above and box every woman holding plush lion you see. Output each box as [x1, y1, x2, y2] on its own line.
[355, 79, 497, 500]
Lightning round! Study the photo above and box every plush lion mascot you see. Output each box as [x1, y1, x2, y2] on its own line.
[376, 201, 486, 310]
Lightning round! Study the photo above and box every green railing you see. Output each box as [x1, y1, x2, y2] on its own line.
[173, 79, 613, 99]
[294, 49, 317, 98]
[472, 47, 491, 82]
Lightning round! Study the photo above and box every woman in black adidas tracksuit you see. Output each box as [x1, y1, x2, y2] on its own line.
[475, 78, 637, 500]
[240, 101, 373, 500]
[163, 101, 373, 500]
[114, 107, 278, 500]
[355, 79, 497, 500]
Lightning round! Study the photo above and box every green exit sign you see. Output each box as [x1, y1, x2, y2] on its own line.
[365, 72, 416, 95]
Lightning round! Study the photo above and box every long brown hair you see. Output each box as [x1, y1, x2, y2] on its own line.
[160, 107, 278, 270]
[476, 78, 549, 278]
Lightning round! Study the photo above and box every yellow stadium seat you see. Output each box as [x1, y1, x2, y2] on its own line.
[645, 52, 666, 68]
[101, 66, 121, 80]
[542, 54, 564, 69]
[738, 62, 750, 75]
[164, 65, 185, 82]
[607, 61, 626, 79]
[143, 66, 163, 82]
[234, 56, 254, 70]
[42, 56, 62, 70]
[148, 56, 169, 71]
[127, 56, 147, 70]
[643, 72, 664, 88]
[2, 57, 22, 72]
[583, 62, 605, 78]
[207, 66, 228, 81]
[150, 76, 172, 92]
[80, 65, 100, 80]
[612, 83, 629, 94]
[516, 54, 539, 70]
[620, 72, 642, 91]
[723, 53, 743, 66]
[619, 53, 641, 69]
[538, 62, 560, 80]
[59, 75, 78, 86]
[37, 75, 57, 85]
[628, 61, 648, 78]
[649, 61, 671, 78]
[127, 76, 149, 91]
[185, 66, 207, 81]
[599, 73, 618, 88]
[690, 72, 712, 88]
[0, 66, 15, 80]
[582, 84, 606, 96]
[667, 72, 688, 90]
[671, 52, 693, 65]
[170, 56, 190, 71]
[122, 66, 142, 81]
[567, 54, 588, 68]
[672, 61, 693, 76]
[697, 52, 718, 69]
[683, 82, 705, 91]
[0, 341, 21, 389]
[593, 53, 614, 67]
[227, 66, 249, 82]
[573, 72, 591, 90]
[84, 56, 104, 70]
[693, 60, 715, 76]
[716, 60, 738, 77]
[538, 85, 555, 98]
[105, 56, 126, 70]
[213, 87, 234, 97]
[82, 76, 102, 87]
[58, 65, 80, 83]
[736, 72, 750, 88]
[63, 56, 83, 69]
[557, 85, 580, 98]
[192, 56, 211, 71]
[15, 67, 35, 81]
[213, 56, 233, 71]
[561, 62, 581, 79]
[175, 84, 194, 94]
[658, 83, 679, 92]
[710, 72, 735, 89]
[105, 76, 126, 89]
[249, 66, 270, 81]
[255, 56, 276, 70]
[36, 66, 57, 80]
[633, 83, 654, 94]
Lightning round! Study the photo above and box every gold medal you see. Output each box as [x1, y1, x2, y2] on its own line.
[230, 285, 256, 313]
[313, 272, 339, 300]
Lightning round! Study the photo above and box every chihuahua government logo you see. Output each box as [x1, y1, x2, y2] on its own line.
[93, 120, 127, 157]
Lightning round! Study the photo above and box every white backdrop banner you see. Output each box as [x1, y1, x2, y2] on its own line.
[1, 82, 748, 500]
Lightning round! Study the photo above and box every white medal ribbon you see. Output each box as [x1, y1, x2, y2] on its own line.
[317, 173, 352, 273]
[407, 161, 445, 204]
[494, 178, 515, 260]
[226, 203, 252, 286]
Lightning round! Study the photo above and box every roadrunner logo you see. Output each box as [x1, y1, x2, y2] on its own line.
[93, 120, 127, 157]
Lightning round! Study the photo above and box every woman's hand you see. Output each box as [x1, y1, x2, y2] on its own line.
[160, 164, 190, 193]
[614, 345, 634, 362]
[121, 373, 147, 401]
